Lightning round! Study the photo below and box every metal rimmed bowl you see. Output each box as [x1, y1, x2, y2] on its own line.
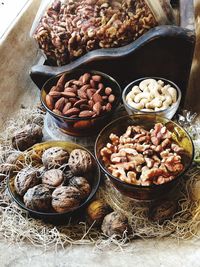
[41, 69, 121, 137]
[7, 141, 101, 224]
[122, 77, 182, 119]
[95, 114, 194, 201]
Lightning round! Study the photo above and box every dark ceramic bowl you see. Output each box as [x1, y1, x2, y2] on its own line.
[41, 69, 121, 137]
[122, 77, 182, 119]
[7, 141, 101, 224]
[95, 114, 194, 201]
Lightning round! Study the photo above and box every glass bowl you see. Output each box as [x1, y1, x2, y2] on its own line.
[95, 114, 194, 201]
[122, 77, 182, 119]
[41, 69, 121, 137]
[7, 141, 101, 224]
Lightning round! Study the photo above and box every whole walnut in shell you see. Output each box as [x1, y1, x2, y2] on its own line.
[52, 186, 81, 213]
[23, 184, 52, 212]
[87, 200, 112, 226]
[12, 123, 43, 151]
[68, 149, 93, 175]
[14, 167, 41, 196]
[42, 169, 64, 187]
[42, 147, 69, 169]
[69, 176, 91, 200]
[101, 211, 129, 237]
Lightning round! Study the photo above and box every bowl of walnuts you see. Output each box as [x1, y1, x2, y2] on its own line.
[95, 114, 194, 200]
[41, 69, 121, 136]
[8, 141, 101, 223]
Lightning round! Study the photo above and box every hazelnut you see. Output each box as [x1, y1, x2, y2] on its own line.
[87, 200, 112, 225]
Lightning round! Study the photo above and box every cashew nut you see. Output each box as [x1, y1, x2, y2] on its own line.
[139, 79, 157, 91]
[127, 99, 144, 110]
[134, 92, 152, 103]
[168, 87, 177, 103]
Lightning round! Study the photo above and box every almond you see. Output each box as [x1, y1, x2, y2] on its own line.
[50, 86, 60, 92]
[79, 110, 95, 118]
[53, 109, 62, 115]
[64, 107, 80, 117]
[74, 99, 88, 108]
[65, 79, 75, 87]
[108, 94, 115, 103]
[87, 89, 96, 99]
[64, 87, 77, 93]
[55, 97, 66, 111]
[49, 91, 62, 98]
[82, 73, 91, 84]
[62, 102, 72, 114]
[92, 75, 102, 82]
[80, 84, 91, 91]
[90, 79, 96, 88]
[105, 102, 112, 111]
[73, 80, 83, 87]
[88, 100, 94, 108]
[46, 94, 54, 110]
[80, 104, 91, 110]
[105, 87, 112, 95]
[77, 90, 87, 99]
[93, 102, 102, 115]
[98, 83, 104, 90]
[61, 92, 76, 98]
[69, 98, 79, 104]
[56, 73, 66, 90]
[92, 93, 102, 103]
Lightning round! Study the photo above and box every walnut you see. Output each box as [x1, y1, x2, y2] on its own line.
[69, 176, 91, 199]
[23, 184, 52, 212]
[12, 124, 43, 151]
[52, 186, 81, 213]
[68, 149, 93, 175]
[101, 211, 129, 237]
[87, 199, 112, 225]
[42, 147, 69, 169]
[42, 169, 64, 187]
[0, 152, 21, 181]
[14, 167, 41, 196]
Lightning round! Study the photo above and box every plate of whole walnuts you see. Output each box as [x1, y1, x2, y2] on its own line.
[8, 141, 100, 222]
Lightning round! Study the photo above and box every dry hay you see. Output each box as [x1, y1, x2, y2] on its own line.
[0, 106, 200, 251]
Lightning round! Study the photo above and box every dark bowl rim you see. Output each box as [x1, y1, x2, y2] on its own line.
[122, 77, 182, 114]
[7, 140, 101, 217]
[94, 114, 194, 189]
[40, 69, 122, 121]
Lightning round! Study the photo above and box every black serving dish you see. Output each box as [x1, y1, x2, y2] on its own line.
[7, 141, 101, 224]
[41, 69, 121, 137]
[95, 114, 194, 201]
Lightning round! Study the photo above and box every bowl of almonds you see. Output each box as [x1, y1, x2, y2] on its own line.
[41, 70, 121, 136]
[95, 114, 194, 200]
[122, 77, 181, 119]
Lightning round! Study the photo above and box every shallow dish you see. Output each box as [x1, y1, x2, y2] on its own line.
[41, 69, 121, 137]
[7, 141, 101, 224]
[122, 77, 181, 119]
[95, 114, 194, 200]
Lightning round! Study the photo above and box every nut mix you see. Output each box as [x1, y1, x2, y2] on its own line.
[33, 0, 157, 66]
[126, 78, 178, 111]
[100, 123, 185, 186]
[45, 73, 116, 117]
[14, 147, 93, 213]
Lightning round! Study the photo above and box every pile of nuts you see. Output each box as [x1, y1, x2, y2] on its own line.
[126, 78, 178, 111]
[45, 72, 116, 118]
[33, 0, 157, 65]
[14, 147, 94, 213]
[100, 123, 185, 186]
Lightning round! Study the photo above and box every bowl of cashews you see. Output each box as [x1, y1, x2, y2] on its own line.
[122, 77, 181, 119]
